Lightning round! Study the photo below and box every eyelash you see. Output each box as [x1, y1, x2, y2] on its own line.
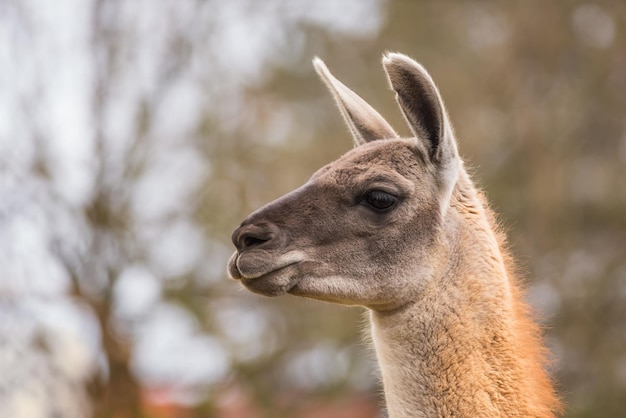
[361, 190, 398, 212]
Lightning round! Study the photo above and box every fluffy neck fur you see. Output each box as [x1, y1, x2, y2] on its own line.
[370, 173, 560, 417]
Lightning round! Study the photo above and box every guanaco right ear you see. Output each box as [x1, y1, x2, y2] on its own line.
[313, 57, 399, 146]
[382, 53, 459, 167]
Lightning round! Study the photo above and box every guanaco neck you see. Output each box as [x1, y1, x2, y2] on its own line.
[370, 181, 559, 417]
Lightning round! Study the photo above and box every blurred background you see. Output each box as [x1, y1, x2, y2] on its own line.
[0, 1, 624, 417]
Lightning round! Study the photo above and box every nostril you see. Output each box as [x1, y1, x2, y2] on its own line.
[243, 235, 269, 249]
[233, 224, 276, 252]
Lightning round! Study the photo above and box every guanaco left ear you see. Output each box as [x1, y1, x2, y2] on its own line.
[313, 57, 399, 146]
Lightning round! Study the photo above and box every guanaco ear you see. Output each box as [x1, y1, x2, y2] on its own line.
[382, 53, 459, 167]
[382, 52, 460, 212]
[313, 57, 399, 146]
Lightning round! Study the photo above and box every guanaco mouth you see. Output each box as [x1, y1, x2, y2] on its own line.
[228, 251, 302, 281]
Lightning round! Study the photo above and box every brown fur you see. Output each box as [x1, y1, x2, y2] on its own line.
[228, 53, 561, 417]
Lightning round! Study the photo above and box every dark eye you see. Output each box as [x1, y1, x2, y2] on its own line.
[362, 190, 398, 212]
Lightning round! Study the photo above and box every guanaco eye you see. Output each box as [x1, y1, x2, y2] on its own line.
[362, 190, 398, 212]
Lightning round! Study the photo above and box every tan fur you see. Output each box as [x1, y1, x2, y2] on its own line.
[228, 53, 561, 417]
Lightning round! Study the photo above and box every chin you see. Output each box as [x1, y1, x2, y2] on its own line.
[235, 263, 303, 297]
[240, 275, 293, 297]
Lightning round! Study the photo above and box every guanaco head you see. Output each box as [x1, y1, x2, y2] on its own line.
[228, 53, 462, 311]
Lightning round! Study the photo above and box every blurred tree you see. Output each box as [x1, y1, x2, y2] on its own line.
[0, 0, 624, 417]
